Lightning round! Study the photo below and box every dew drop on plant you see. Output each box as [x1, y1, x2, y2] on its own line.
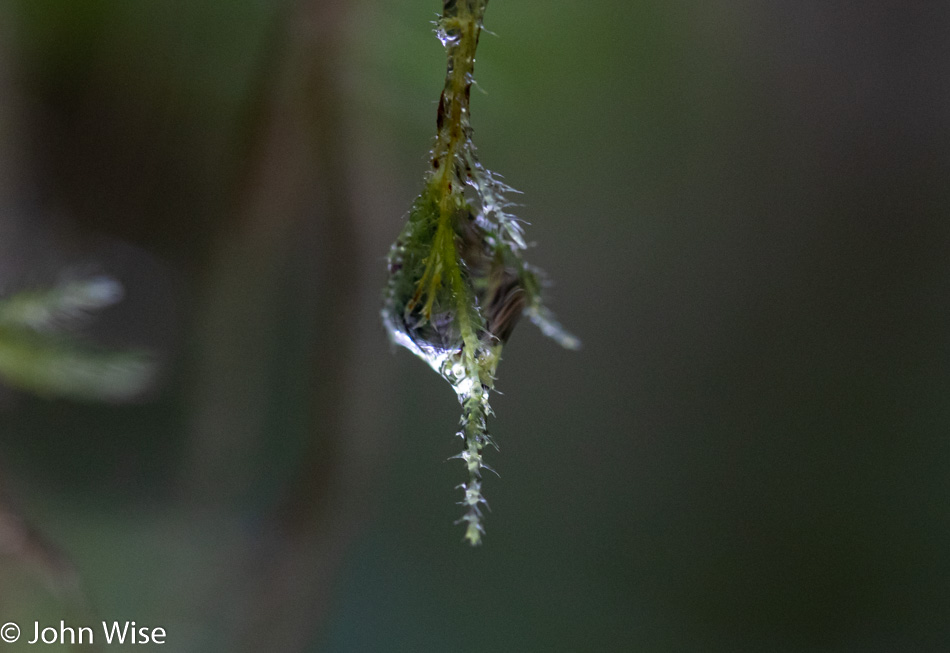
[382, 0, 577, 545]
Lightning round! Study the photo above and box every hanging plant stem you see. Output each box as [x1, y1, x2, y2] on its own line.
[382, 0, 578, 545]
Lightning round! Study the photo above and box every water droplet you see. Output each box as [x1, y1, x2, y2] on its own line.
[437, 27, 461, 47]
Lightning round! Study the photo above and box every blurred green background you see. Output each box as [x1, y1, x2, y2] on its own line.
[1, 1, 949, 651]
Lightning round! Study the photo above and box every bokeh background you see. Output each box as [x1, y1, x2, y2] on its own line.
[1, 1, 949, 651]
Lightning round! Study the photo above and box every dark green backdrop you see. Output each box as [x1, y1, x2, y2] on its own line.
[0, 1, 948, 651]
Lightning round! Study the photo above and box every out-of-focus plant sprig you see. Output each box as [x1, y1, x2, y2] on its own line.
[382, 0, 578, 545]
[0, 276, 153, 401]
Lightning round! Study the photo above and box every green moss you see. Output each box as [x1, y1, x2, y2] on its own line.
[382, 0, 577, 545]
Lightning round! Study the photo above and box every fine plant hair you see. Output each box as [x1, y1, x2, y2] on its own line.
[382, 0, 578, 545]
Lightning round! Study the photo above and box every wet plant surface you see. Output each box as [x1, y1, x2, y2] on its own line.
[382, 0, 577, 544]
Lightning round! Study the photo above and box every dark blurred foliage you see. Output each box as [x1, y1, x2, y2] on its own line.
[1, 1, 949, 651]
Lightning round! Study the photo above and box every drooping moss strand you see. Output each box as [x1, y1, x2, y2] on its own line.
[382, 0, 577, 545]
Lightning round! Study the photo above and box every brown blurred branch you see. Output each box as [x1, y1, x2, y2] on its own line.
[182, 0, 389, 650]
[233, 0, 368, 648]
[0, 480, 80, 600]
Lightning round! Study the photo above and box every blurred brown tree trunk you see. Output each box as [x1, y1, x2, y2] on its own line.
[182, 0, 391, 649]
